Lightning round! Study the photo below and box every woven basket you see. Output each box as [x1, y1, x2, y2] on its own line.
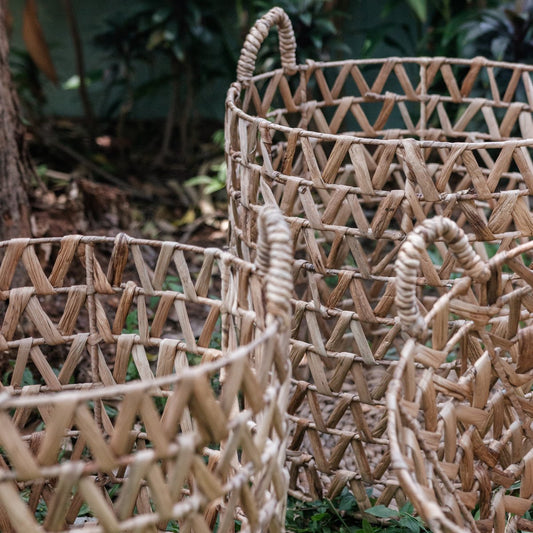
[388, 216, 533, 533]
[0, 206, 292, 532]
[226, 7, 533, 505]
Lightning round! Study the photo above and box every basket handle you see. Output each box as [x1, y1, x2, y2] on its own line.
[255, 205, 293, 327]
[395, 217, 491, 340]
[236, 7, 297, 84]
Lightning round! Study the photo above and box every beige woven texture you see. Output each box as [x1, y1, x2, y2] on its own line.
[226, 7, 533, 507]
[388, 216, 533, 533]
[0, 206, 292, 532]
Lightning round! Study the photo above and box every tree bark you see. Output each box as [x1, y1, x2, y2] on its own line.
[0, 0, 33, 240]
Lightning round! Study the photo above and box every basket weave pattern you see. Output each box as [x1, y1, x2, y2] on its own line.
[0, 207, 292, 532]
[227, 53, 533, 274]
[388, 217, 533, 533]
[226, 7, 533, 505]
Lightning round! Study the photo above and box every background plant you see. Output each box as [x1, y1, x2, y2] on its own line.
[461, 0, 533, 62]
[285, 492, 431, 533]
[374, 0, 498, 58]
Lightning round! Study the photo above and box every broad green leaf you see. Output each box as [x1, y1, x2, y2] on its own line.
[365, 504, 399, 519]
[204, 181, 225, 195]
[184, 175, 212, 187]
[399, 515, 422, 533]
[62, 75, 81, 90]
[407, 0, 427, 22]
[299, 12, 312, 26]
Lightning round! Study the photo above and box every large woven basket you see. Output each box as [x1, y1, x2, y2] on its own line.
[226, 6, 533, 505]
[388, 216, 533, 533]
[0, 206, 292, 532]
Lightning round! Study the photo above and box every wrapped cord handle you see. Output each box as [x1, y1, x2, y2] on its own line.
[236, 7, 297, 84]
[395, 217, 491, 340]
[255, 205, 293, 327]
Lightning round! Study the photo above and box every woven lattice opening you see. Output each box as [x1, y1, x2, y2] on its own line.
[0, 206, 292, 532]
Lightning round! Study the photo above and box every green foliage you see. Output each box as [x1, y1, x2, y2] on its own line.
[365, 503, 430, 532]
[405, 0, 427, 23]
[379, 0, 498, 57]
[91, 1, 349, 122]
[461, 1, 533, 62]
[185, 129, 227, 196]
[161, 274, 183, 293]
[143, 2, 236, 73]
[124, 308, 139, 334]
[285, 495, 355, 532]
[2, 365, 35, 387]
[285, 492, 430, 532]
[365, 505, 401, 519]
[243, 0, 350, 66]
[90, 0, 235, 150]
[20, 489, 48, 523]
[185, 162, 226, 195]
[15, 0, 523, 166]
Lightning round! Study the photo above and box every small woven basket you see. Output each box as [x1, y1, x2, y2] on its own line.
[388, 216, 533, 533]
[0, 206, 292, 532]
[226, 7, 533, 505]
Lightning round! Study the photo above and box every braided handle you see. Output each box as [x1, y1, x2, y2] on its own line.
[255, 205, 293, 327]
[236, 7, 297, 84]
[395, 217, 491, 340]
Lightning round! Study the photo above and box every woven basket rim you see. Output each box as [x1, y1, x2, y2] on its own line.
[227, 55, 533, 150]
[0, 232, 260, 277]
[0, 321, 279, 409]
[0, 233, 232, 259]
[243, 55, 533, 79]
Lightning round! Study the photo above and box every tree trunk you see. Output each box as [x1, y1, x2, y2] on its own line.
[0, 0, 33, 240]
